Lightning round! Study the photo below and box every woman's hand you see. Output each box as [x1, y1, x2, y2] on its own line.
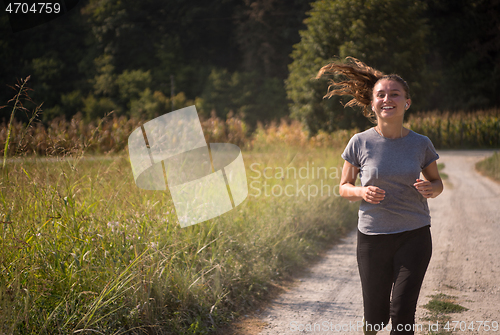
[362, 186, 386, 204]
[340, 160, 386, 203]
[413, 178, 434, 198]
[416, 161, 444, 199]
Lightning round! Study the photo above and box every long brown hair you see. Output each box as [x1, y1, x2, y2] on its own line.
[316, 57, 410, 121]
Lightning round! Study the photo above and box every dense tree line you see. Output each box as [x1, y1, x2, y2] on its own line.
[1, 0, 311, 128]
[1, 0, 499, 133]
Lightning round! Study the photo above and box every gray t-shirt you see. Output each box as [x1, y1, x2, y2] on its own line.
[341, 128, 439, 235]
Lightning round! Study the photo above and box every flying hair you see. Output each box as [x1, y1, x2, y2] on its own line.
[316, 57, 410, 121]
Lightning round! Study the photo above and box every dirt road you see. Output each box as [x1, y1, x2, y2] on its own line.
[245, 150, 500, 334]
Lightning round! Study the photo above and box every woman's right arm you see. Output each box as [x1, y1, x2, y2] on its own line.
[339, 160, 385, 204]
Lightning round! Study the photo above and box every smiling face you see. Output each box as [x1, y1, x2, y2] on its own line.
[371, 79, 411, 122]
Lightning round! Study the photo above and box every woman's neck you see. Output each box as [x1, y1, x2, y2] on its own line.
[376, 119, 406, 139]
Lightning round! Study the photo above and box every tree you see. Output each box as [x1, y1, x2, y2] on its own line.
[81, 0, 243, 100]
[233, 0, 311, 79]
[198, 69, 288, 129]
[424, 0, 500, 111]
[286, 0, 430, 134]
[1, 0, 312, 124]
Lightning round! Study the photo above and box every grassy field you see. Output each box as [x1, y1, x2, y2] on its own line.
[476, 151, 500, 183]
[0, 141, 357, 334]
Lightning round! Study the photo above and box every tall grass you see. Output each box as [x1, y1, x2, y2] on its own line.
[0, 112, 249, 157]
[0, 82, 361, 333]
[0, 142, 357, 334]
[1, 76, 42, 168]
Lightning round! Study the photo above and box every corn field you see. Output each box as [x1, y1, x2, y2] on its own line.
[1, 109, 499, 158]
[405, 109, 500, 149]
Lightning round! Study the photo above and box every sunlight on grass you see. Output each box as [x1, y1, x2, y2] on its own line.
[0, 145, 357, 334]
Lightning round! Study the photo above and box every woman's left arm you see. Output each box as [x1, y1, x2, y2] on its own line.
[413, 161, 444, 198]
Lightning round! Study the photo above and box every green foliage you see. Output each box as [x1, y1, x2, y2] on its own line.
[286, 0, 430, 134]
[91, 54, 117, 98]
[60, 90, 84, 116]
[2, 0, 315, 124]
[424, 297, 467, 314]
[422, 293, 468, 334]
[129, 89, 165, 120]
[116, 70, 152, 107]
[31, 57, 63, 82]
[199, 69, 288, 128]
[80, 0, 244, 100]
[424, 0, 500, 111]
[82, 95, 120, 121]
[233, 0, 311, 79]
[3, 0, 499, 127]
[437, 163, 448, 180]
[130, 91, 195, 120]
[1, 2, 93, 121]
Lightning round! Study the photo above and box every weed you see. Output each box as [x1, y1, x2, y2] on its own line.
[421, 293, 468, 335]
[424, 294, 468, 314]
[1, 76, 42, 170]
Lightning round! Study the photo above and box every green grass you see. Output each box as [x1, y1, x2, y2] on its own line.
[424, 294, 468, 314]
[421, 294, 468, 335]
[0, 147, 357, 334]
[476, 152, 500, 183]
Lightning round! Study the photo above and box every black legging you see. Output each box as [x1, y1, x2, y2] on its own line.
[357, 225, 432, 334]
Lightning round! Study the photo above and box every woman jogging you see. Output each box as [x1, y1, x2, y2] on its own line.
[317, 57, 443, 334]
